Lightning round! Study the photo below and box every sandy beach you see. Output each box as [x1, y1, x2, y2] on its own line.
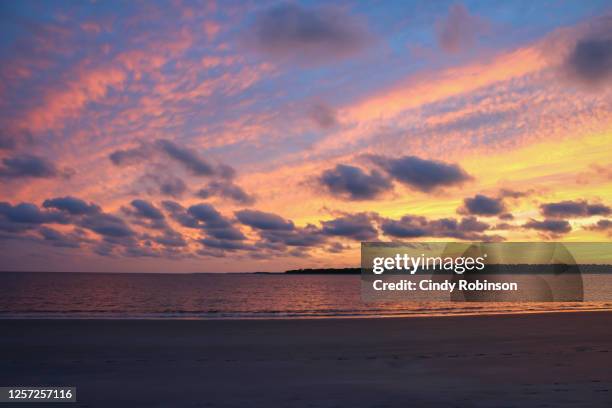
[1, 312, 611, 407]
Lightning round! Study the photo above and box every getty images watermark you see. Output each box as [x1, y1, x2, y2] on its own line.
[361, 242, 612, 302]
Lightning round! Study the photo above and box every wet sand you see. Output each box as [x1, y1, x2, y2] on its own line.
[1, 312, 611, 407]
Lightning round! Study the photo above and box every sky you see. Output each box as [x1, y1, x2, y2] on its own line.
[0, 0, 611, 272]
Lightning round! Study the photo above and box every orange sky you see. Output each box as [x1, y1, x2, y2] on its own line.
[0, 1, 611, 272]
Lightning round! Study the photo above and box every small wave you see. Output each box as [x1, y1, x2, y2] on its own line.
[1, 304, 611, 320]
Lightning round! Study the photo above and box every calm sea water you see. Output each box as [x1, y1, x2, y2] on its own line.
[1, 272, 611, 319]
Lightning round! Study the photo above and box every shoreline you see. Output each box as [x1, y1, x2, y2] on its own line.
[1, 307, 612, 321]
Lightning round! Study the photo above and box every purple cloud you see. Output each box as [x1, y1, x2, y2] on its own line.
[436, 3, 488, 53]
[43, 196, 101, 215]
[0, 154, 58, 178]
[540, 200, 610, 218]
[381, 214, 491, 240]
[321, 213, 378, 241]
[460, 194, 505, 216]
[247, 3, 371, 64]
[319, 164, 392, 200]
[236, 209, 295, 231]
[197, 181, 255, 205]
[565, 36, 612, 87]
[523, 219, 572, 234]
[370, 155, 472, 192]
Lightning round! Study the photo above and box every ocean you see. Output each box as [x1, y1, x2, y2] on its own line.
[1, 272, 611, 319]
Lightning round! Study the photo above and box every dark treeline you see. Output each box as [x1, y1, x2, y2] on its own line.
[285, 268, 360, 274]
[285, 265, 612, 274]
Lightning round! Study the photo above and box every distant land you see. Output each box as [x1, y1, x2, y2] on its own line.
[284, 268, 360, 274]
[282, 265, 612, 275]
